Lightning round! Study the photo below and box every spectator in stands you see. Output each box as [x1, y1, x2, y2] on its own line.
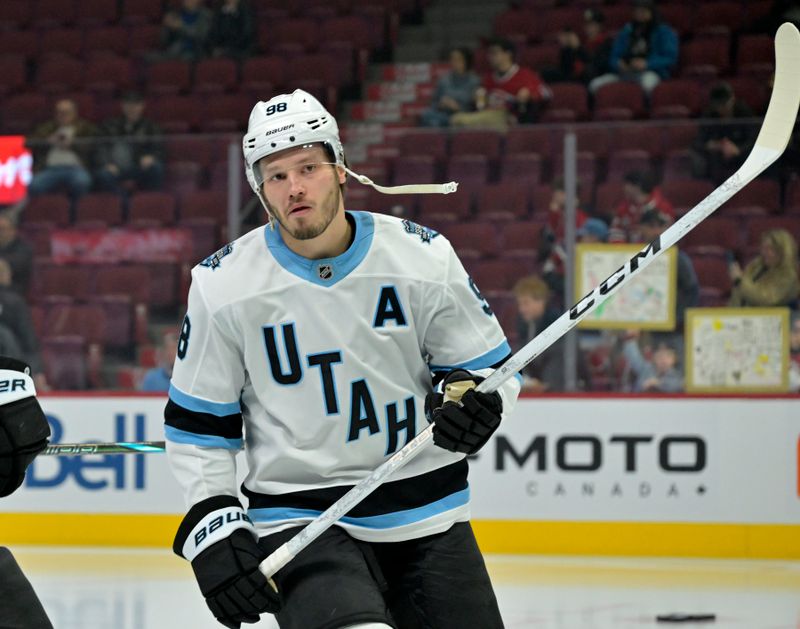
[789, 311, 800, 392]
[0, 214, 32, 296]
[621, 329, 683, 392]
[160, 0, 212, 61]
[26, 99, 96, 203]
[538, 178, 591, 300]
[608, 170, 674, 242]
[729, 229, 800, 307]
[0, 260, 43, 380]
[140, 331, 179, 392]
[691, 82, 757, 184]
[94, 92, 165, 194]
[588, 0, 678, 95]
[451, 37, 551, 131]
[420, 47, 481, 127]
[543, 8, 613, 85]
[636, 209, 699, 327]
[577, 217, 610, 244]
[513, 276, 566, 392]
[207, 0, 255, 59]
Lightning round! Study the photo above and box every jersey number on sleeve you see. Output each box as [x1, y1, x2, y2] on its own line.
[177, 315, 191, 360]
[468, 277, 493, 316]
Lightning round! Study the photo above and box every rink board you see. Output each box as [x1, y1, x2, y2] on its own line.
[0, 394, 798, 558]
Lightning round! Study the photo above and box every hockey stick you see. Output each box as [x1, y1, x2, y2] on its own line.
[41, 441, 166, 456]
[257, 23, 800, 579]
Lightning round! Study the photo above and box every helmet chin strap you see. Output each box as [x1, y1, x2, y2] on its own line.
[340, 164, 458, 195]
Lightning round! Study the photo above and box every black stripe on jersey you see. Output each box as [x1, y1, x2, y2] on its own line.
[164, 399, 243, 439]
[242, 459, 468, 517]
[430, 351, 513, 387]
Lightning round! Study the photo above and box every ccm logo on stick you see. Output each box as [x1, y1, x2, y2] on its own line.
[570, 238, 662, 320]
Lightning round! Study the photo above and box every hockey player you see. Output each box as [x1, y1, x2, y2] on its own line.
[0, 356, 53, 629]
[165, 89, 521, 629]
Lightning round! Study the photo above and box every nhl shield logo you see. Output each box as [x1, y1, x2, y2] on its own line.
[318, 264, 334, 280]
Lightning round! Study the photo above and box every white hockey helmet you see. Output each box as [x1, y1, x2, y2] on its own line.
[243, 89, 458, 205]
[243, 89, 345, 196]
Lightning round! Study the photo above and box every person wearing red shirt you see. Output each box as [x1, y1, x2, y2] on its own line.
[452, 37, 551, 130]
[608, 170, 674, 243]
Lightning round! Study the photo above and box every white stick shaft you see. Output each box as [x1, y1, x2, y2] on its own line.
[259, 23, 800, 580]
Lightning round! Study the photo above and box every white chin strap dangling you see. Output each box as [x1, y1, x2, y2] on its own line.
[341, 164, 458, 195]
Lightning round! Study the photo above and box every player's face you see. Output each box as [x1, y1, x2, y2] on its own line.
[258, 144, 346, 241]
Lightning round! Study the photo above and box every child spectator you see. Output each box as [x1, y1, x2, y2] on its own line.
[26, 99, 96, 203]
[729, 229, 800, 307]
[608, 170, 674, 242]
[691, 82, 757, 184]
[451, 37, 551, 131]
[94, 92, 165, 194]
[207, 0, 255, 59]
[621, 329, 683, 392]
[420, 47, 481, 127]
[589, 0, 678, 95]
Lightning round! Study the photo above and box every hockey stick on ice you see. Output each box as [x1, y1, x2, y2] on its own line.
[257, 23, 800, 579]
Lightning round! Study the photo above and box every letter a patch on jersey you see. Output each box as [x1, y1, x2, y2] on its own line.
[200, 243, 233, 270]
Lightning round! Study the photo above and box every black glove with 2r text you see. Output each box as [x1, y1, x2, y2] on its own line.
[425, 369, 503, 455]
[174, 495, 282, 628]
[0, 357, 50, 498]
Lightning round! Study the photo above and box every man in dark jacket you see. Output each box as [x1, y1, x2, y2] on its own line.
[691, 82, 757, 184]
[94, 92, 165, 194]
[589, 0, 678, 95]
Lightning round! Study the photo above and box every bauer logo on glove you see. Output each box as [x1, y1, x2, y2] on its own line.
[0, 356, 50, 498]
[424, 369, 503, 456]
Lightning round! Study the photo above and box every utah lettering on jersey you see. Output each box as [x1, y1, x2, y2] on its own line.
[263, 320, 415, 456]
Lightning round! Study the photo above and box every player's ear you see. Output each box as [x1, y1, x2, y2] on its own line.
[336, 164, 347, 185]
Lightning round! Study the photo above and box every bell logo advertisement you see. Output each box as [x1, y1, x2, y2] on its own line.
[0, 136, 32, 204]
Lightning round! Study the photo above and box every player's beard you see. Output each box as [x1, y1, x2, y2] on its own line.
[270, 183, 342, 241]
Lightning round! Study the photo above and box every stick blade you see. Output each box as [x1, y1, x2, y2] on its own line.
[753, 23, 800, 155]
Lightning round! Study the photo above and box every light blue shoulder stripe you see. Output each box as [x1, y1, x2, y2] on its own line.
[429, 339, 512, 373]
[168, 383, 241, 416]
[248, 488, 470, 530]
[164, 425, 243, 450]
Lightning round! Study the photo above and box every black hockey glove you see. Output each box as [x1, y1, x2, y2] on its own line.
[174, 495, 282, 628]
[0, 357, 50, 498]
[424, 369, 503, 455]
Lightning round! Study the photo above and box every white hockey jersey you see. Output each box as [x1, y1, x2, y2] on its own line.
[166, 211, 520, 542]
